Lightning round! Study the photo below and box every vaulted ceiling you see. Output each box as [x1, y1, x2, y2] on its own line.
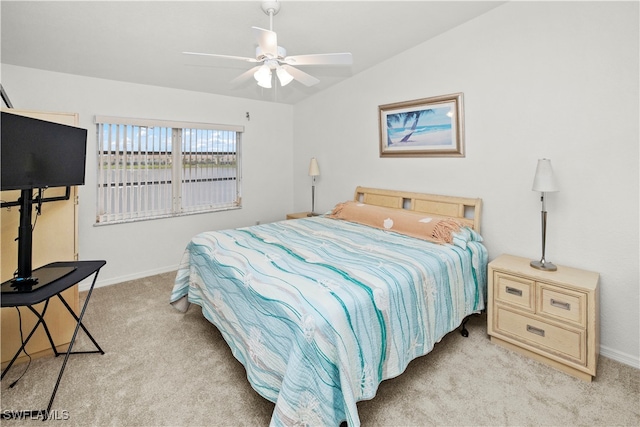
[1, 1, 504, 104]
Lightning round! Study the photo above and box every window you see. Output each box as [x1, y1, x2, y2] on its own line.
[95, 116, 242, 224]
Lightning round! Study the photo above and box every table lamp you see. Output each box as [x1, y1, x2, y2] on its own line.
[308, 157, 320, 216]
[531, 158, 559, 271]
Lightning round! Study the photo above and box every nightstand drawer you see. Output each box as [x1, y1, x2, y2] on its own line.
[538, 284, 586, 327]
[494, 272, 535, 311]
[495, 306, 586, 365]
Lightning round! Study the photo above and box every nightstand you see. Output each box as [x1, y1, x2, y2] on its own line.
[286, 212, 313, 220]
[487, 254, 599, 381]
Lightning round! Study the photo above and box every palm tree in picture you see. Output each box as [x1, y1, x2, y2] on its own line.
[386, 109, 434, 146]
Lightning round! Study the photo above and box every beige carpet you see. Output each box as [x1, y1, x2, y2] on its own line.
[1, 271, 638, 426]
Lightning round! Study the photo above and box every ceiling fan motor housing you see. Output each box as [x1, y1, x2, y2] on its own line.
[256, 45, 287, 64]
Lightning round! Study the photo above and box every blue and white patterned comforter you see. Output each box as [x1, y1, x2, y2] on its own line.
[171, 216, 487, 426]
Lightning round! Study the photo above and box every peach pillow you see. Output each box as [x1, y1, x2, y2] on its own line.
[328, 201, 463, 244]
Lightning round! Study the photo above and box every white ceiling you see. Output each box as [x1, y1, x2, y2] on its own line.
[1, 1, 505, 104]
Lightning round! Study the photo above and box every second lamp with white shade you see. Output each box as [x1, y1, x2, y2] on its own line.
[531, 158, 559, 271]
[308, 158, 320, 216]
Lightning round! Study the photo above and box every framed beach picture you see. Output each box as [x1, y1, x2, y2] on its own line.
[379, 93, 465, 157]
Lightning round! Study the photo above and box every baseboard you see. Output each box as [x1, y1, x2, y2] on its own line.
[77, 265, 178, 292]
[600, 345, 640, 369]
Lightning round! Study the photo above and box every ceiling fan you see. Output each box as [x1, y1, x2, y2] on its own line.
[183, 0, 353, 89]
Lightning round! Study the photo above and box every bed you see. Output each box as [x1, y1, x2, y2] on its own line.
[170, 186, 487, 426]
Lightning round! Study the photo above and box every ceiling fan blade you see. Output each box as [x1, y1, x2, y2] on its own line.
[283, 53, 353, 66]
[282, 65, 320, 87]
[230, 66, 262, 86]
[252, 26, 278, 58]
[183, 51, 258, 63]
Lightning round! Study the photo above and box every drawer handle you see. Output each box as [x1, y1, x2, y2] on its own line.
[550, 299, 571, 311]
[505, 286, 523, 297]
[526, 324, 545, 337]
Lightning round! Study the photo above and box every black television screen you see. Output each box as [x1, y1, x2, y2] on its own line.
[1, 111, 88, 191]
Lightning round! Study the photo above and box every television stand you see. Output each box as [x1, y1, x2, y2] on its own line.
[1, 260, 106, 420]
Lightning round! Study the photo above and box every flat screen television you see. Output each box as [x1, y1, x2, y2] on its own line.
[1, 111, 88, 191]
[1, 111, 88, 291]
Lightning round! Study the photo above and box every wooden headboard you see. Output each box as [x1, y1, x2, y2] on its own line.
[353, 186, 483, 232]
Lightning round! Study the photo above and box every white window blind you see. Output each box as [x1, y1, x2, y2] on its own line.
[95, 116, 243, 224]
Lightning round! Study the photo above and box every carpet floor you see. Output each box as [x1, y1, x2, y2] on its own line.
[1, 271, 638, 426]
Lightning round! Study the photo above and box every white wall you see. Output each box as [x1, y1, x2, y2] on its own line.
[293, 1, 639, 367]
[1, 65, 294, 286]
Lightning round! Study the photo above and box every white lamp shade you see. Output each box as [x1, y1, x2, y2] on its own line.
[254, 65, 272, 88]
[308, 157, 320, 177]
[276, 66, 294, 86]
[257, 78, 272, 89]
[532, 158, 559, 192]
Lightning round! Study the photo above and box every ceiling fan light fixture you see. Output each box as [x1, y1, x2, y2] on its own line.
[254, 64, 272, 88]
[276, 66, 294, 86]
[257, 74, 272, 89]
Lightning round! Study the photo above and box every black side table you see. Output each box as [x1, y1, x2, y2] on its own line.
[1, 260, 106, 420]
